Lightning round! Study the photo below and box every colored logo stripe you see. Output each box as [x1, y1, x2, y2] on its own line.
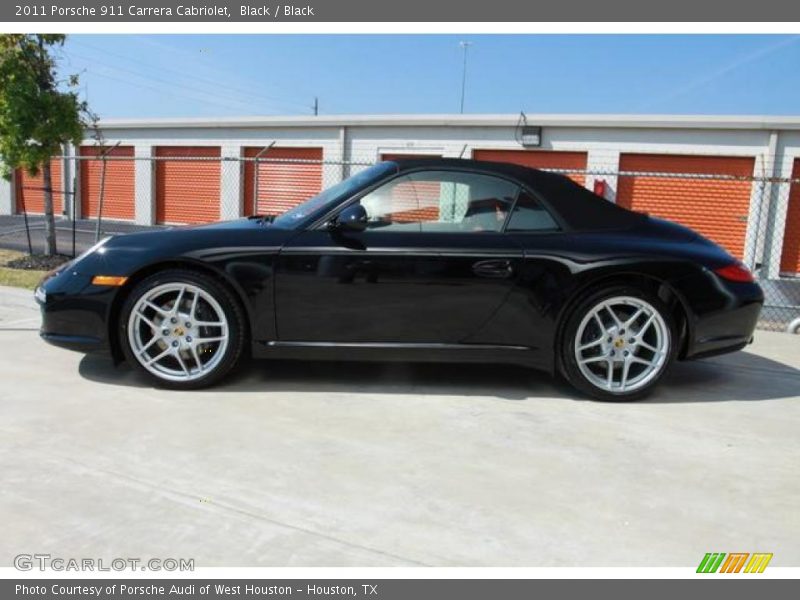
[697, 553, 726, 573]
[744, 553, 773, 573]
[697, 552, 773, 573]
[719, 553, 749, 573]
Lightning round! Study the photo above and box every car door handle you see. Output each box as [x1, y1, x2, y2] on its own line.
[472, 259, 514, 279]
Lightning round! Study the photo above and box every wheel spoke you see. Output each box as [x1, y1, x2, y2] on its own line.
[137, 336, 160, 356]
[638, 339, 660, 353]
[636, 314, 656, 337]
[579, 337, 604, 352]
[606, 360, 614, 389]
[145, 347, 172, 366]
[143, 300, 169, 316]
[620, 359, 631, 391]
[136, 312, 160, 332]
[189, 291, 199, 320]
[630, 355, 656, 367]
[190, 346, 204, 373]
[624, 307, 644, 327]
[175, 352, 191, 375]
[604, 305, 624, 327]
[173, 286, 186, 314]
[196, 335, 226, 343]
[580, 355, 608, 365]
[195, 320, 225, 327]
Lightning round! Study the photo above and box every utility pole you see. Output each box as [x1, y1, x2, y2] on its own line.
[312, 96, 319, 116]
[459, 41, 472, 114]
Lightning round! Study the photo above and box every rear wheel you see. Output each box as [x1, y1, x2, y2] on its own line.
[560, 287, 677, 401]
[120, 269, 244, 389]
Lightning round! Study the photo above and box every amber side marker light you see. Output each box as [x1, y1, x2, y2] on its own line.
[714, 263, 755, 283]
[92, 275, 128, 287]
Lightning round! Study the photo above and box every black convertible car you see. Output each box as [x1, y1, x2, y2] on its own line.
[36, 158, 763, 400]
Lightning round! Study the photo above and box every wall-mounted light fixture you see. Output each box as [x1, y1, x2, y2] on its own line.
[520, 126, 542, 148]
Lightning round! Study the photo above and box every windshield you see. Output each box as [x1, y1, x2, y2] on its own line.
[271, 162, 397, 229]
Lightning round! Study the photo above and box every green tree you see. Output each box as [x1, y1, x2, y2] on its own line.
[0, 34, 91, 256]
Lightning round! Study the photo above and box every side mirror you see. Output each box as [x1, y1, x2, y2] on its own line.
[331, 203, 368, 233]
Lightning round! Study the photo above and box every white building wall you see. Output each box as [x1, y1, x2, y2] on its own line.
[134, 145, 155, 225]
[0, 174, 12, 215]
[220, 144, 242, 220]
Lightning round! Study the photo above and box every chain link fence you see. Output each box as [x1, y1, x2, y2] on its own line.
[2, 152, 799, 332]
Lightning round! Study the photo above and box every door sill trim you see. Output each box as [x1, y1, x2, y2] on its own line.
[262, 340, 531, 351]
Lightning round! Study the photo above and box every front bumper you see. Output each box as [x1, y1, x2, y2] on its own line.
[35, 267, 119, 354]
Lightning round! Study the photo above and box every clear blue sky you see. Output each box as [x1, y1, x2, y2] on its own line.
[56, 34, 800, 118]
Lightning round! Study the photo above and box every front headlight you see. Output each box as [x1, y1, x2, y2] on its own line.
[34, 286, 46, 304]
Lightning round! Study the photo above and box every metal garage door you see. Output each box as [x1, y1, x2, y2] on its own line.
[15, 159, 64, 215]
[79, 146, 135, 220]
[156, 147, 221, 224]
[243, 147, 322, 216]
[780, 159, 800, 275]
[617, 154, 755, 259]
[380, 153, 444, 222]
[472, 149, 588, 185]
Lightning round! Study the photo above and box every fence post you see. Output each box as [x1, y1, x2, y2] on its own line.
[71, 157, 78, 258]
[252, 143, 274, 216]
[752, 178, 768, 276]
[95, 142, 121, 242]
[20, 180, 33, 256]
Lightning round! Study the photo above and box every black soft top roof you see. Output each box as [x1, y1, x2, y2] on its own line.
[390, 157, 646, 231]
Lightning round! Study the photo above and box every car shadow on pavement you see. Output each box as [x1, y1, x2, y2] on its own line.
[78, 355, 569, 401]
[78, 350, 800, 403]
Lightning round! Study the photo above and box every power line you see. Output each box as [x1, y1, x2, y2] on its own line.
[66, 39, 312, 113]
[85, 70, 251, 114]
[65, 51, 309, 115]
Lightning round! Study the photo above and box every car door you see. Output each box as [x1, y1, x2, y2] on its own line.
[274, 169, 524, 344]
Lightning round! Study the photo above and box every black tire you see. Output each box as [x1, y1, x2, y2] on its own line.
[119, 269, 245, 390]
[559, 285, 678, 402]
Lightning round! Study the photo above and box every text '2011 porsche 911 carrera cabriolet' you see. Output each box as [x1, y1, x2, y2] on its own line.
[36, 158, 763, 400]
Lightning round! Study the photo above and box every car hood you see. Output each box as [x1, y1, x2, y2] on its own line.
[73, 218, 296, 277]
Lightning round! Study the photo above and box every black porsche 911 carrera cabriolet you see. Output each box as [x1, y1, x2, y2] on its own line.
[36, 158, 763, 400]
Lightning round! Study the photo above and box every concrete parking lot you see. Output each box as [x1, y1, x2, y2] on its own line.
[0, 284, 798, 567]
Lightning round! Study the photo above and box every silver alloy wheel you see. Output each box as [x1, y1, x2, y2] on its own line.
[127, 282, 229, 383]
[574, 295, 670, 394]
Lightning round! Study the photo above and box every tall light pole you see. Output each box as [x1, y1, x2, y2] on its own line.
[459, 41, 472, 114]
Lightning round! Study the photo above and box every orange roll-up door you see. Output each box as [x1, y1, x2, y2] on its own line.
[243, 147, 322, 216]
[472, 149, 588, 186]
[15, 159, 64, 215]
[617, 154, 755, 259]
[79, 146, 135, 220]
[156, 146, 221, 224]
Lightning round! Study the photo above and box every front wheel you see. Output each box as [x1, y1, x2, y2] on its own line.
[560, 287, 677, 401]
[120, 269, 245, 389]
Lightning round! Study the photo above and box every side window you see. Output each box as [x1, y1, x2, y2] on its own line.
[505, 190, 559, 232]
[354, 170, 519, 233]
